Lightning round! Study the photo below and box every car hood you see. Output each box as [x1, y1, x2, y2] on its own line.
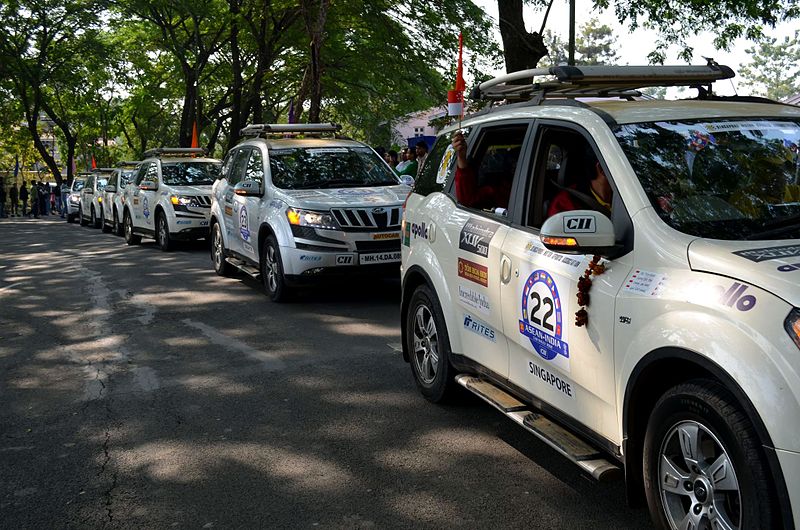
[688, 238, 800, 306]
[277, 185, 411, 208]
[169, 185, 213, 196]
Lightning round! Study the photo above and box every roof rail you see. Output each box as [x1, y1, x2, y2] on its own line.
[472, 63, 736, 103]
[92, 167, 115, 173]
[142, 147, 207, 158]
[240, 123, 342, 137]
[116, 160, 141, 167]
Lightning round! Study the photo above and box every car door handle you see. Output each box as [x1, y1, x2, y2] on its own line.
[500, 254, 512, 284]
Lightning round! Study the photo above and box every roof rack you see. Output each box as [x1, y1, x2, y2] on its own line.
[92, 167, 115, 173]
[472, 63, 736, 104]
[116, 160, 141, 167]
[240, 123, 342, 137]
[143, 147, 207, 158]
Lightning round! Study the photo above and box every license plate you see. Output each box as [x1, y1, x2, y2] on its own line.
[359, 251, 401, 265]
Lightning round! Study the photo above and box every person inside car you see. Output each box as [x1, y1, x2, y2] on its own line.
[547, 157, 612, 217]
[452, 131, 514, 211]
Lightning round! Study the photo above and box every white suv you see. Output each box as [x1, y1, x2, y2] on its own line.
[122, 148, 221, 251]
[210, 123, 410, 301]
[101, 161, 140, 235]
[66, 175, 87, 223]
[401, 64, 800, 529]
[79, 168, 112, 228]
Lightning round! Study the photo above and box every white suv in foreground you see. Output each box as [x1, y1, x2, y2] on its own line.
[101, 161, 140, 235]
[401, 64, 800, 529]
[210, 123, 410, 301]
[122, 148, 220, 251]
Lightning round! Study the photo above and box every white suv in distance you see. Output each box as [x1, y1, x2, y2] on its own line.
[400, 64, 800, 529]
[79, 168, 112, 228]
[66, 174, 87, 223]
[101, 161, 140, 235]
[122, 148, 221, 251]
[210, 123, 410, 301]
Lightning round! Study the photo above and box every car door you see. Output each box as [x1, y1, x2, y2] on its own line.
[82, 174, 95, 217]
[220, 148, 250, 257]
[236, 147, 265, 261]
[500, 121, 632, 442]
[440, 122, 533, 378]
[139, 162, 159, 230]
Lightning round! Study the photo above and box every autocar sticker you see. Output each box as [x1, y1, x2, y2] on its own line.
[459, 217, 499, 258]
[518, 268, 571, 373]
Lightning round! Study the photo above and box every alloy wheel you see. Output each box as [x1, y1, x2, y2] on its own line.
[265, 245, 278, 293]
[412, 305, 439, 385]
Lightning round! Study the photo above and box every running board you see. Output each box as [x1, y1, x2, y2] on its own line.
[225, 257, 260, 278]
[456, 375, 621, 481]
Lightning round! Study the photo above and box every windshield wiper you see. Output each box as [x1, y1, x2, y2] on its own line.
[744, 214, 800, 240]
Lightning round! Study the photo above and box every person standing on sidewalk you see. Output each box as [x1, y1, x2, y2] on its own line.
[60, 180, 70, 219]
[20, 181, 28, 216]
[30, 181, 40, 218]
[0, 179, 7, 218]
[9, 181, 18, 216]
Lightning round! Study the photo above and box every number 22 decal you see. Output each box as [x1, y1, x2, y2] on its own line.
[529, 292, 554, 331]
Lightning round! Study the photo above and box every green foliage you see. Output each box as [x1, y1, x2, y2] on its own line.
[543, 18, 620, 66]
[739, 30, 800, 101]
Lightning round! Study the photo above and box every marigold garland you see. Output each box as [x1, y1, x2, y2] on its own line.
[575, 255, 605, 327]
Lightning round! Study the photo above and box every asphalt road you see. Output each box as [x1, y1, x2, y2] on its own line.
[0, 216, 653, 529]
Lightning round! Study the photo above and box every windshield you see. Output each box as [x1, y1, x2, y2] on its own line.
[268, 146, 400, 189]
[161, 162, 220, 185]
[72, 179, 86, 192]
[615, 118, 800, 240]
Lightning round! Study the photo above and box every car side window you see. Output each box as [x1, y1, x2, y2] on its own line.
[220, 150, 236, 182]
[415, 132, 464, 197]
[86, 175, 95, 189]
[229, 149, 250, 186]
[244, 149, 264, 184]
[145, 163, 159, 184]
[134, 163, 149, 185]
[451, 124, 527, 218]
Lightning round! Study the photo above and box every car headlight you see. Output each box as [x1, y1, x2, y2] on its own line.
[170, 195, 197, 207]
[786, 309, 800, 350]
[286, 207, 339, 230]
[70, 194, 79, 203]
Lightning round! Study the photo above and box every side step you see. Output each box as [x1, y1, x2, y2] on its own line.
[456, 375, 622, 481]
[225, 257, 260, 278]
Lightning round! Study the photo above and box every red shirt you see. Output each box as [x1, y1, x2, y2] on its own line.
[455, 166, 512, 209]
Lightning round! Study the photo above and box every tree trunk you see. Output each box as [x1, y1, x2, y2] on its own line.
[227, 0, 243, 150]
[300, 0, 330, 123]
[497, 0, 548, 73]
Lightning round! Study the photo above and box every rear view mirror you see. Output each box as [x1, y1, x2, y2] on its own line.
[104, 185, 117, 193]
[540, 210, 616, 256]
[399, 175, 415, 187]
[139, 181, 158, 191]
[234, 181, 263, 197]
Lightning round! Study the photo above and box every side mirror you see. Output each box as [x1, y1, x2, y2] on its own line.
[234, 180, 263, 197]
[104, 185, 116, 193]
[399, 175, 415, 187]
[139, 181, 158, 191]
[540, 210, 617, 256]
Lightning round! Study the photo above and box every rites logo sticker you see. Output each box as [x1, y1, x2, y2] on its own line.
[733, 244, 800, 262]
[458, 258, 488, 287]
[519, 269, 570, 370]
[239, 205, 250, 241]
[463, 313, 496, 342]
[459, 218, 498, 257]
[142, 196, 150, 219]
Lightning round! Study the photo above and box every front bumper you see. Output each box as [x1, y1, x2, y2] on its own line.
[281, 242, 401, 276]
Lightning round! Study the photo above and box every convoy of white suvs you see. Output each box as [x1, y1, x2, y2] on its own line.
[68, 65, 800, 530]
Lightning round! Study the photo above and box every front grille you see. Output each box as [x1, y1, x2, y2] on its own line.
[330, 206, 402, 231]
[194, 196, 212, 207]
[355, 240, 401, 253]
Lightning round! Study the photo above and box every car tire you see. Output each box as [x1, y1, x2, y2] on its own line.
[643, 379, 778, 530]
[113, 209, 123, 236]
[124, 210, 141, 245]
[261, 235, 291, 302]
[405, 284, 459, 403]
[100, 207, 111, 232]
[79, 206, 87, 226]
[211, 222, 232, 277]
[156, 211, 172, 252]
[91, 206, 100, 228]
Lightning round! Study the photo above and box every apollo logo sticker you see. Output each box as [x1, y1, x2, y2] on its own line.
[239, 205, 250, 241]
[715, 282, 756, 311]
[458, 258, 488, 287]
[459, 218, 499, 257]
[563, 215, 596, 233]
[411, 222, 429, 240]
[518, 269, 570, 372]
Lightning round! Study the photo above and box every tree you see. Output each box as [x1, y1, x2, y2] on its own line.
[739, 31, 800, 101]
[543, 18, 619, 66]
